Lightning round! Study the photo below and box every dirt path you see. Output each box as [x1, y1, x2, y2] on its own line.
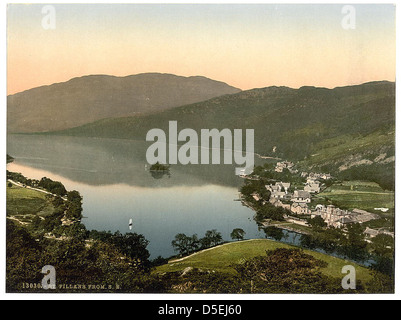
[7, 179, 67, 201]
[169, 239, 259, 264]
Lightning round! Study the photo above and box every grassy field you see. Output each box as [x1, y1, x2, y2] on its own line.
[6, 183, 54, 223]
[155, 239, 373, 284]
[315, 180, 394, 214]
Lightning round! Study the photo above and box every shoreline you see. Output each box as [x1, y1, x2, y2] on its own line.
[264, 222, 311, 236]
[240, 198, 312, 235]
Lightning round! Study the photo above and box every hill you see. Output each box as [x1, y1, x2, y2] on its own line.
[7, 73, 241, 133]
[155, 239, 373, 284]
[49, 81, 395, 187]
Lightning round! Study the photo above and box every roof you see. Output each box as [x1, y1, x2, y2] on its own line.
[364, 228, 379, 236]
[293, 190, 311, 198]
[340, 217, 355, 224]
[272, 191, 286, 197]
[352, 208, 371, 215]
[292, 202, 308, 208]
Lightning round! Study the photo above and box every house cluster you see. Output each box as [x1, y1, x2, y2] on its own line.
[264, 178, 383, 234]
[247, 163, 392, 239]
[302, 173, 327, 194]
[301, 172, 332, 180]
[266, 182, 315, 201]
[364, 227, 395, 239]
[266, 182, 291, 200]
[311, 204, 381, 229]
[274, 161, 298, 173]
[264, 170, 328, 217]
[266, 182, 312, 216]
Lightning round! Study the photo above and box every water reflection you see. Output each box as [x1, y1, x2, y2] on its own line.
[7, 134, 264, 258]
[7, 134, 375, 265]
[7, 134, 259, 188]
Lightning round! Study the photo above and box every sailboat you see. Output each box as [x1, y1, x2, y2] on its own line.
[129, 218, 133, 230]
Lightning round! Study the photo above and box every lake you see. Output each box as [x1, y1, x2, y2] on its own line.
[7, 134, 265, 258]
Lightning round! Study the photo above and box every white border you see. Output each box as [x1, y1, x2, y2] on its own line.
[1, 0, 399, 301]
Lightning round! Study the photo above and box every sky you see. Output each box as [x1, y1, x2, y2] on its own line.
[6, 3, 396, 95]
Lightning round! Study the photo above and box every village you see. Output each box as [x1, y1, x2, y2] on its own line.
[247, 161, 394, 240]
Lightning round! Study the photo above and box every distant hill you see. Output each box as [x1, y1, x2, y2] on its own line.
[7, 73, 241, 133]
[49, 81, 395, 189]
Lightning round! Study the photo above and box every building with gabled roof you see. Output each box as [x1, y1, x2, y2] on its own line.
[291, 190, 311, 203]
[290, 202, 311, 215]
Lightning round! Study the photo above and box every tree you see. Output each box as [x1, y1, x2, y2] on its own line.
[189, 234, 201, 252]
[67, 190, 81, 203]
[302, 226, 345, 254]
[340, 223, 368, 261]
[263, 226, 284, 241]
[172, 231, 224, 257]
[231, 228, 246, 241]
[65, 190, 83, 220]
[171, 233, 193, 257]
[110, 232, 151, 272]
[255, 204, 287, 223]
[201, 229, 223, 248]
[369, 234, 395, 280]
[240, 179, 271, 203]
[307, 216, 327, 230]
[38, 177, 67, 196]
[370, 234, 394, 257]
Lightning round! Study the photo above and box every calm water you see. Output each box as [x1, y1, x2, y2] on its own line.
[7, 134, 264, 258]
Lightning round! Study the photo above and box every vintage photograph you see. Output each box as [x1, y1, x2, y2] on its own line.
[5, 3, 396, 295]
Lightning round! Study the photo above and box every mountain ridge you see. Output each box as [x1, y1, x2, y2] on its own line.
[7, 73, 241, 133]
[47, 80, 395, 142]
[43, 80, 395, 188]
[10, 79, 395, 188]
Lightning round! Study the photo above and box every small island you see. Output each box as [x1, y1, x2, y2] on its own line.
[150, 162, 170, 172]
[149, 162, 171, 179]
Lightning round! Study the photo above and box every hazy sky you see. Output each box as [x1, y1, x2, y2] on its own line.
[7, 3, 396, 95]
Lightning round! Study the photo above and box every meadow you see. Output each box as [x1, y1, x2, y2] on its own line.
[316, 180, 394, 214]
[6, 183, 54, 223]
[155, 239, 374, 284]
